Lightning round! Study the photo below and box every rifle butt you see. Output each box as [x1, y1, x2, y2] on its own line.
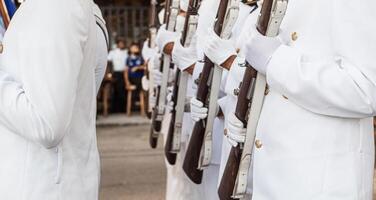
[146, 112, 152, 119]
[165, 111, 177, 165]
[218, 146, 242, 200]
[149, 125, 159, 149]
[153, 119, 162, 132]
[149, 108, 161, 148]
[182, 121, 205, 184]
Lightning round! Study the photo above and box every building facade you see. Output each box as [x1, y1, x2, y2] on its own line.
[95, 0, 150, 48]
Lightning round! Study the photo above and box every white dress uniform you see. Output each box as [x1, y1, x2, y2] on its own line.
[189, 1, 254, 199]
[249, 1, 376, 199]
[0, 0, 108, 199]
[155, 3, 206, 199]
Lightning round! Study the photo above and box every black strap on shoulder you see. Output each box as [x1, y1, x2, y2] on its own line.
[95, 15, 110, 51]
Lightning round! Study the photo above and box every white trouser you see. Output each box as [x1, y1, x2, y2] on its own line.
[165, 113, 205, 200]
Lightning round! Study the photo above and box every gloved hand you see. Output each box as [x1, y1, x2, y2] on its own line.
[226, 112, 246, 147]
[204, 29, 237, 67]
[244, 28, 282, 75]
[152, 69, 162, 86]
[190, 97, 208, 122]
[172, 37, 198, 71]
[156, 24, 180, 52]
[166, 86, 175, 112]
[142, 40, 159, 62]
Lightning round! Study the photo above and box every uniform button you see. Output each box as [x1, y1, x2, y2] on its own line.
[224, 129, 228, 136]
[0, 43, 3, 53]
[255, 140, 263, 149]
[291, 32, 298, 41]
[233, 88, 240, 96]
[282, 95, 288, 100]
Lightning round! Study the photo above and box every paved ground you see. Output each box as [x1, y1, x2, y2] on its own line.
[98, 124, 166, 200]
[96, 115, 376, 199]
[97, 114, 150, 126]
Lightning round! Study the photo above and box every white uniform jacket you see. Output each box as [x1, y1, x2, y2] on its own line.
[252, 1, 376, 199]
[0, 0, 107, 199]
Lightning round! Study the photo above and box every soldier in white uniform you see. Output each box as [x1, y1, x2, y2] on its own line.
[0, 0, 108, 200]
[203, 3, 259, 192]
[154, 1, 208, 199]
[225, 1, 376, 199]
[190, 0, 257, 194]
[188, 0, 258, 199]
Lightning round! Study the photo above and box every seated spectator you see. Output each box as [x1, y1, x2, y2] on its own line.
[124, 42, 145, 112]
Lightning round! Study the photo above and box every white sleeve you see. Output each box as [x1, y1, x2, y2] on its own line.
[266, 3, 376, 118]
[0, 2, 89, 148]
[95, 25, 109, 94]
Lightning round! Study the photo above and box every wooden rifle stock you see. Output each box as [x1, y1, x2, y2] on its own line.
[165, 69, 180, 164]
[183, 0, 230, 184]
[220, 0, 288, 198]
[149, 40, 164, 148]
[149, 0, 173, 149]
[146, 0, 159, 119]
[165, 0, 202, 165]
[182, 58, 213, 183]
[218, 66, 257, 200]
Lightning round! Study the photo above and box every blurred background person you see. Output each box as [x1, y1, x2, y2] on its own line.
[125, 42, 146, 116]
[107, 37, 128, 113]
[0, 0, 16, 42]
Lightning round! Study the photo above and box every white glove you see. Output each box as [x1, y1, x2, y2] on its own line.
[156, 24, 180, 51]
[153, 69, 162, 86]
[142, 40, 158, 62]
[190, 97, 208, 122]
[204, 30, 237, 67]
[166, 86, 174, 112]
[244, 28, 282, 75]
[172, 37, 198, 71]
[226, 112, 246, 147]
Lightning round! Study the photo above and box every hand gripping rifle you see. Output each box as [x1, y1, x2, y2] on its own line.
[218, 64, 257, 200]
[165, 0, 201, 165]
[149, 0, 180, 148]
[182, 0, 240, 184]
[229, 0, 288, 198]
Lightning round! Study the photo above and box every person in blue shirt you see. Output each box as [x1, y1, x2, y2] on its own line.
[124, 42, 146, 111]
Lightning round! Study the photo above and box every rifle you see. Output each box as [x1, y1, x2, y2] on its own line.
[149, 0, 180, 148]
[146, 0, 159, 119]
[230, 0, 288, 198]
[165, 0, 201, 165]
[182, 0, 240, 184]
[218, 65, 257, 200]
